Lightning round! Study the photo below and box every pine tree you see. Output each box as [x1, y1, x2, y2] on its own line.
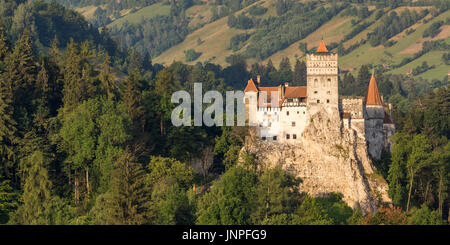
[128, 50, 142, 75]
[293, 59, 307, 86]
[4, 28, 36, 121]
[0, 178, 18, 224]
[265, 59, 278, 85]
[13, 151, 53, 224]
[36, 63, 50, 104]
[62, 38, 85, 111]
[279, 57, 292, 82]
[108, 150, 150, 224]
[253, 167, 300, 224]
[0, 29, 20, 180]
[50, 36, 59, 65]
[0, 67, 18, 179]
[33, 63, 51, 133]
[46, 36, 64, 115]
[356, 65, 371, 96]
[99, 53, 116, 100]
[122, 70, 145, 134]
[0, 27, 10, 62]
[154, 69, 181, 136]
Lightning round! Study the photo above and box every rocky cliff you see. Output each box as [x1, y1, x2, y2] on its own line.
[243, 109, 391, 213]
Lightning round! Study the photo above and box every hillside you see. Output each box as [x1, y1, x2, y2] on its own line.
[68, 1, 450, 82]
[157, 3, 449, 81]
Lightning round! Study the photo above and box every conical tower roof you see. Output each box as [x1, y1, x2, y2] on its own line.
[244, 78, 258, 92]
[366, 73, 383, 106]
[317, 39, 328, 53]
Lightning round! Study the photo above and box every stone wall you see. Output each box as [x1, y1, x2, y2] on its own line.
[341, 98, 365, 119]
[365, 118, 385, 160]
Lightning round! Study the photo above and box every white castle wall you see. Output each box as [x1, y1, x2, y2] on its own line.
[256, 107, 281, 141]
[279, 104, 308, 143]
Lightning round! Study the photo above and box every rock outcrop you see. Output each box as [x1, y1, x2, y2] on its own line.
[243, 109, 391, 213]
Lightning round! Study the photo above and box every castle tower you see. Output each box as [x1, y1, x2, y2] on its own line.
[364, 72, 385, 159]
[306, 40, 339, 117]
[244, 78, 259, 126]
[365, 72, 384, 119]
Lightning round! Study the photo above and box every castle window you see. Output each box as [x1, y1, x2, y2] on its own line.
[273, 136, 277, 141]
[286, 111, 289, 116]
[286, 134, 290, 139]
[327, 99, 330, 103]
[314, 91, 318, 94]
[292, 122, 296, 127]
[314, 79, 318, 87]
[293, 134, 297, 139]
[303, 111, 305, 114]
[264, 111, 267, 115]
[262, 136, 266, 141]
[297, 111, 299, 114]
[317, 100, 320, 103]
[327, 91, 330, 94]
[327, 78, 331, 86]
[245, 98, 249, 104]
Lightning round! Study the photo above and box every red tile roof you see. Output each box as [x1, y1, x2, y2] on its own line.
[257, 87, 280, 107]
[366, 74, 383, 106]
[284, 86, 307, 98]
[244, 78, 258, 92]
[317, 40, 328, 53]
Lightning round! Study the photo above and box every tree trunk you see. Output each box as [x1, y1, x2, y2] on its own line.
[406, 170, 414, 213]
[68, 163, 71, 191]
[438, 169, 443, 216]
[265, 173, 270, 220]
[160, 117, 164, 136]
[86, 168, 89, 199]
[74, 170, 79, 205]
[424, 179, 431, 204]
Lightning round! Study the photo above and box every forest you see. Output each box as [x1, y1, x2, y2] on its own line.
[0, 0, 449, 225]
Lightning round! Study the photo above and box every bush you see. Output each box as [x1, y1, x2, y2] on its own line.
[229, 33, 250, 52]
[409, 205, 446, 225]
[423, 21, 443, 38]
[184, 49, 202, 62]
[249, 5, 267, 16]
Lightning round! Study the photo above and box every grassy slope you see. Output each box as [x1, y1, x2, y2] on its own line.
[340, 10, 450, 80]
[262, 15, 356, 67]
[106, 3, 170, 28]
[152, 1, 271, 66]
[107, 2, 448, 81]
[186, 3, 214, 28]
[74, 5, 98, 20]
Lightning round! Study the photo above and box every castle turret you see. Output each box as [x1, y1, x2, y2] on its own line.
[306, 40, 339, 117]
[365, 72, 384, 119]
[364, 72, 385, 159]
[244, 78, 258, 126]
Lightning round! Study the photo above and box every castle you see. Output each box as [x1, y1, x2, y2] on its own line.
[244, 40, 395, 160]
